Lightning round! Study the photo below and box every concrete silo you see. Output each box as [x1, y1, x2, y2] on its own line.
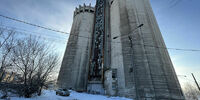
[57, 4, 95, 91]
[58, 0, 185, 99]
[109, 0, 185, 99]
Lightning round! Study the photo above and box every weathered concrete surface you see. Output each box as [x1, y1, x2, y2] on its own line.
[110, 0, 185, 99]
[110, 0, 130, 97]
[58, 0, 185, 100]
[57, 5, 95, 91]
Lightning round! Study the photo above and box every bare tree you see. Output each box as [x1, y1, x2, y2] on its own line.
[0, 28, 15, 82]
[0, 28, 59, 98]
[183, 83, 200, 100]
[0, 28, 14, 48]
[10, 36, 59, 97]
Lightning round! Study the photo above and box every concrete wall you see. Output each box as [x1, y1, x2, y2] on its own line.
[57, 5, 95, 91]
[58, 0, 185, 99]
[110, 0, 132, 97]
[110, 0, 185, 99]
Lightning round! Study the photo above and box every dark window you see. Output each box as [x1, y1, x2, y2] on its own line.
[85, 9, 89, 12]
[112, 69, 117, 78]
[129, 68, 133, 73]
[90, 10, 94, 13]
[112, 73, 116, 78]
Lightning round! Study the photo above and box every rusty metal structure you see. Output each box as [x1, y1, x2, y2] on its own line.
[88, 0, 105, 82]
[87, 0, 107, 94]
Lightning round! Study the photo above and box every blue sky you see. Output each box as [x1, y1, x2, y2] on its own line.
[150, 0, 200, 85]
[0, 0, 199, 86]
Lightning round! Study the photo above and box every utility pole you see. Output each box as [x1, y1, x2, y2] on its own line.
[191, 73, 200, 91]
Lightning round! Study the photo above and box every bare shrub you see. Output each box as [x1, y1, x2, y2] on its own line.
[183, 83, 200, 100]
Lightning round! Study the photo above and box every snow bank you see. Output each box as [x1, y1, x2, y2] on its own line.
[9, 90, 132, 100]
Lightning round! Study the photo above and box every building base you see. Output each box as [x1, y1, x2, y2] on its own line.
[87, 81, 105, 94]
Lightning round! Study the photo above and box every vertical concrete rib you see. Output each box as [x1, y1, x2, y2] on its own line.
[110, 0, 127, 97]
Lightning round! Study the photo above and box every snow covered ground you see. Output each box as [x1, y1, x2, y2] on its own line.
[1, 90, 132, 100]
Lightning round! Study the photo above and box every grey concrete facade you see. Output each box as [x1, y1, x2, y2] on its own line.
[109, 0, 185, 99]
[58, 0, 185, 100]
[57, 4, 95, 91]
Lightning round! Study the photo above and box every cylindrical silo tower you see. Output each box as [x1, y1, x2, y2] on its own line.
[57, 4, 95, 91]
[109, 0, 185, 99]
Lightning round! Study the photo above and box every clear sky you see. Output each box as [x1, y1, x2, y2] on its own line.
[0, 0, 199, 87]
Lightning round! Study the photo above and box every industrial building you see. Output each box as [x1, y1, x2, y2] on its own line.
[57, 0, 185, 99]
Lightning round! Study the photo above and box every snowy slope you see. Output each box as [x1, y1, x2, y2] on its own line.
[5, 90, 132, 100]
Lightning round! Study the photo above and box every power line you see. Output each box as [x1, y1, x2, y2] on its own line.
[0, 25, 67, 40]
[178, 76, 196, 83]
[111, 41, 200, 52]
[169, 0, 183, 8]
[0, 14, 93, 39]
[178, 75, 200, 85]
[0, 26, 67, 44]
[1, 14, 200, 52]
[0, 14, 68, 34]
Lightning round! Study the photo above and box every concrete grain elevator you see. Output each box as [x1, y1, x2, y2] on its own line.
[57, 0, 185, 99]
